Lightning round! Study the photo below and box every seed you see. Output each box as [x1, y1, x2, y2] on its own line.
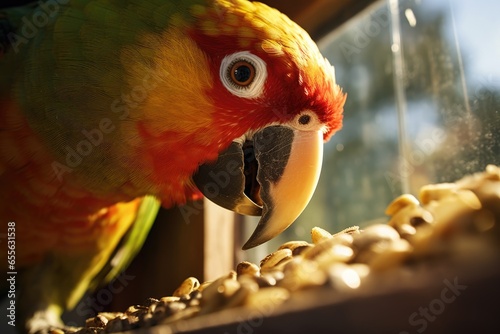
[311, 226, 333, 243]
[254, 270, 285, 288]
[96, 313, 122, 321]
[224, 279, 258, 309]
[159, 296, 180, 304]
[200, 275, 240, 313]
[148, 303, 157, 314]
[236, 261, 260, 277]
[237, 275, 260, 294]
[314, 244, 355, 269]
[85, 314, 108, 328]
[350, 263, 371, 279]
[409, 214, 433, 227]
[199, 276, 226, 306]
[173, 277, 200, 297]
[189, 290, 202, 300]
[473, 210, 496, 233]
[303, 235, 354, 260]
[126, 315, 139, 329]
[456, 189, 482, 210]
[152, 305, 166, 321]
[292, 244, 313, 256]
[419, 183, 457, 204]
[143, 297, 159, 307]
[264, 270, 285, 283]
[167, 301, 187, 314]
[397, 223, 417, 238]
[352, 224, 400, 251]
[388, 205, 434, 235]
[245, 287, 290, 310]
[253, 275, 277, 288]
[407, 224, 435, 255]
[485, 164, 500, 178]
[197, 281, 212, 292]
[76, 165, 500, 333]
[359, 239, 413, 271]
[429, 195, 481, 238]
[125, 305, 146, 315]
[328, 263, 362, 290]
[105, 315, 129, 333]
[138, 313, 153, 327]
[179, 294, 191, 303]
[280, 258, 327, 291]
[278, 240, 311, 252]
[332, 225, 360, 237]
[333, 232, 355, 245]
[260, 249, 293, 270]
[49, 330, 65, 334]
[189, 298, 201, 307]
[385, 194, 420, 215]
[219, 279, 241, 298]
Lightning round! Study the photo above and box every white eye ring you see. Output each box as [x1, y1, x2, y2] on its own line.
[220, 51, 267, 99]
[292, 110, 324, 132]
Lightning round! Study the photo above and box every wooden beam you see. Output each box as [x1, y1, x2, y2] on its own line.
[203, 199, 236, 281]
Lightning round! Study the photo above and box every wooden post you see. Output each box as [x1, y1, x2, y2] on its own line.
[203, 198, 236, 281]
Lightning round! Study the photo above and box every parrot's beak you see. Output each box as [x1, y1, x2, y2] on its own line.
[193, 126, 323, 249]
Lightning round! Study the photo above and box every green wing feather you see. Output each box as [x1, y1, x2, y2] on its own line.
[89, 195, 161, 291]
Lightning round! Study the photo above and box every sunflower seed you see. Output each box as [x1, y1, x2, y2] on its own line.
[260, 249, 293, 270]
[311, 226, 333, 244]
[236, 261, 260, 277]
[173, 277, 200, 297]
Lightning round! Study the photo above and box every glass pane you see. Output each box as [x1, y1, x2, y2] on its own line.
[241, 0, 500, 259]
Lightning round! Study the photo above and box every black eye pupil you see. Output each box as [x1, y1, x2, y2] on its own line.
[234, 65, 252, 83]
[298, 115, 311, 125]
[229, 60, 255, 87]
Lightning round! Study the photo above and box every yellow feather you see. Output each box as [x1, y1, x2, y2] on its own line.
[119, 27, 215, 143]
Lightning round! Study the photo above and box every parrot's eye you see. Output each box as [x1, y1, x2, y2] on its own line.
[230, 61, 255, 87]
[292, 110, 323, 132]
[220, 51, 267, 99]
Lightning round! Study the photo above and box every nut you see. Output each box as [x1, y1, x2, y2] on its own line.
[173, 277, 200, 297]
[367, 239, 413, 271]
[200, 274, 240, 314]
[385, 194, 420, 215]
[303, 236, 354, 260]
[280, 258, 327, 291]
[85, 314, 108, 328]
[260, 249, 293, 270]
[77, 166, 500, 334]
[236, 261, 260, 277]
[278, 240, 311, 252]
[245, 287, 290, 310]
[419, 183, 458, 205]
[314, 244, 355, 269]
[352, 224, 400, 250]
[105, 315, 130, 333]
[332, 225, 360, 237]
[311, 226, 333, 243]
[328, 263, 362, 290]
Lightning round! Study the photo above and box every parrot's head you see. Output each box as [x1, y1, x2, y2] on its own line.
[128, 0, 346, 249]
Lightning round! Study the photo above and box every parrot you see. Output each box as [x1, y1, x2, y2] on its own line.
[0, 0, 346, 332]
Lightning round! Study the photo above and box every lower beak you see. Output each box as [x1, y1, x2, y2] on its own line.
[193, 126, 323, 249]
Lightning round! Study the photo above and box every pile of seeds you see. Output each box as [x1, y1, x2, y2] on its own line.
[58, 165, 500, 334]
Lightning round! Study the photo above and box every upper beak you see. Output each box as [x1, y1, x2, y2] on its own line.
[192, 126, 323, 249]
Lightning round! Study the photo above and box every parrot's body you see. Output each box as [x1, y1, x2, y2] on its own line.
[0, 0, 345, 332]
